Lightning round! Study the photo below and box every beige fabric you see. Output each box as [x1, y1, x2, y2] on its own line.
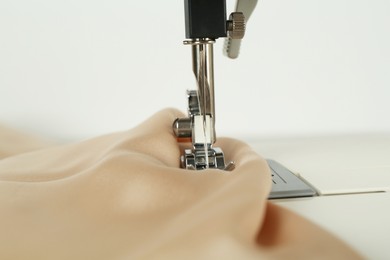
[0, 123, 55, 159]
[0, 108, 362, 259]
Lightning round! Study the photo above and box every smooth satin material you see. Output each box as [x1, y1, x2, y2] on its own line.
[0, 109, 361, 259]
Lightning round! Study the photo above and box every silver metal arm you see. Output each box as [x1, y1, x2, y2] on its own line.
[173, 0, 258, 170]
[224, 0, 258, 59]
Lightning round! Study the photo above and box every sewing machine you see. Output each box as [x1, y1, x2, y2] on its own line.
[1, 0, 389, 258]
[173, 0, 251, 171]
[171, 1, 390, 257]
[173, 0, 317, 199]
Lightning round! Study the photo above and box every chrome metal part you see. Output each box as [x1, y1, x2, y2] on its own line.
[184, 38, 216, 143]
[181, 147, 227, 170]
[173, 118, 192, 139]
[175, 0, 259, 171]
[174, 38, 229, 170]
[224, 0, 258, 59]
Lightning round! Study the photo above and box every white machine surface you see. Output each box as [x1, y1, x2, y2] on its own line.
[248, 134, 390, 259]
[1, 0, 389, 140]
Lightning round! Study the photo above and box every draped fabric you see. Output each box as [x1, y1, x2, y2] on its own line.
[0, 109, 361, 259]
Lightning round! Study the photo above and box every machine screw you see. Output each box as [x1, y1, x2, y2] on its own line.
[226, 12, 245, 39]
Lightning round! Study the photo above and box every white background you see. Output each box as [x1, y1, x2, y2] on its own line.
[1, 0, 389, 140]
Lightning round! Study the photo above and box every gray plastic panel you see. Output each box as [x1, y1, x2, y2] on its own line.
[267, 159, 318, 199]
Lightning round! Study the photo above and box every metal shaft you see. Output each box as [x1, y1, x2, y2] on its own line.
[189, 38, 216, 145]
